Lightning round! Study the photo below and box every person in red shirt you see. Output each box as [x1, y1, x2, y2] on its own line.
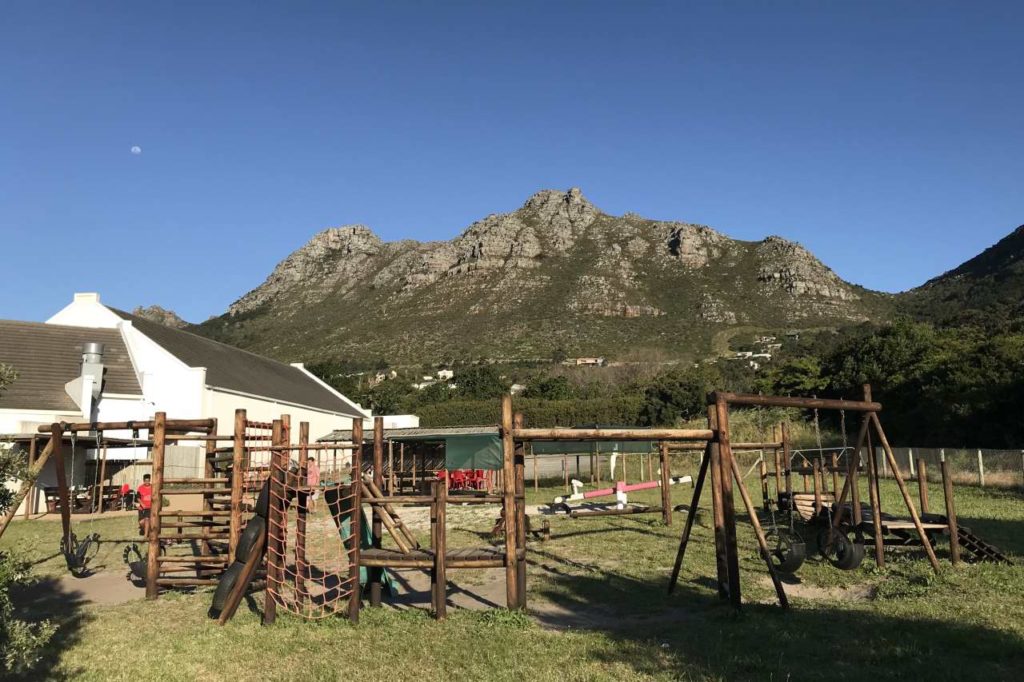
[136, 474, 153, 537]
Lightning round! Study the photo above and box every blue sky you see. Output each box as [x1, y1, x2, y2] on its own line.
[2, 1, 1021, 322]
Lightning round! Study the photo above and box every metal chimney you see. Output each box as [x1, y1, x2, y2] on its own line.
[81, 342, 105, 401]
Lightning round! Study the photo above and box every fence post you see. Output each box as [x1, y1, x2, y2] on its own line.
[977, 449, 985, 487]
[908, 448, 915, 477]
[939, 448, 945, 463]
[879, 446, 886, 478]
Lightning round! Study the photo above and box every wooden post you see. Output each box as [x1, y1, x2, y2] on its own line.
[714, 397, 742, 609]
[263, 419, 285, 625]
[388, 439, 394, 496]
[348, 420, 363, 624]
[830, 452, 840, 500]
[296, 422, 310, 602]
[759, 458, 769, 512]
[25, 437, 38, 519]
[869, 413, 941, 572]
[863, 386, 885, 568]
[668, 441, 711, 593]
[813, 458, 822, 515]
[977, 449, 985, 487]
[96, 444, 108, 514]
[434, 480, 447, 619]
[500, 395, 518, 609]
[399, 443, 405, 495]
[659, 442, 672, 525]
[707, 408, 729, 600]
[370, 417, 384, 607]
[850, 434, 863, 526]
[773, 425, 782, 495]
[195, 419, 216, 564]
[229, 409, 245, 564]
[532, 444, 538, 492]
[51, 427, 72, 551]
[917, 459, 929, 514]
[513, 412, 528, 610]
[146, 413, 166, 600]
[941, 460, 961, 565]
[781, 423, 792, 499]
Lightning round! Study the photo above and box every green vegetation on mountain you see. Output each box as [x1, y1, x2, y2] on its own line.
[196, 188, 893, 365]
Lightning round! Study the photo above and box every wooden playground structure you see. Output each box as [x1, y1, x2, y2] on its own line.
[1, 384, 1006, 625]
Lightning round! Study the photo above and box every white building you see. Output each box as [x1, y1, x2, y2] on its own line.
[1, 293, 371, 515]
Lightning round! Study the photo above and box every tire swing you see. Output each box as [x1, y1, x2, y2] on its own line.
[817, 526, 865, 570]
[814, 410, 865, 571]
[758, 409, 805, 574]
[766, 528, 806, 573]
[60, 433, 100, 578]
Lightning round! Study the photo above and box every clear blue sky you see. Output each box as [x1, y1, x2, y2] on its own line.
[2, 1, 1021, 323]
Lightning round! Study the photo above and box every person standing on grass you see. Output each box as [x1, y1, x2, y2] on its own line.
[136, 474, 153, 537]
[306, 456, 320, 512]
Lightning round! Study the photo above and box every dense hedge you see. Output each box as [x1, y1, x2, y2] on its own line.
[417, 396, 646, 427]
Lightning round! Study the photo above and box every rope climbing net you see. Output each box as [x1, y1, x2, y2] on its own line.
[263, 439, 359, 620]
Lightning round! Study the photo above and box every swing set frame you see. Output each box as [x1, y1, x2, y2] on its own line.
[667, 383, 947, 610]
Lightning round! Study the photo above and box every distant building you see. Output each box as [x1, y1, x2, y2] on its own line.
[0, 292, 370, 516]
[573, 357, 605, 367]
[436, 369, 454, 381]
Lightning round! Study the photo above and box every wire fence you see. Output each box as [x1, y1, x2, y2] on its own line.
[525, 445, 1024, 491]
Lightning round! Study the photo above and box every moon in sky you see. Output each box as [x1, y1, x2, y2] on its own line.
[130, 145, 142, 155]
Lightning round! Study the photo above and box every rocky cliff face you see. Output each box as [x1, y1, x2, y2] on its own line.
[132, 305, 188, 329]
[201, 188, 888, 363]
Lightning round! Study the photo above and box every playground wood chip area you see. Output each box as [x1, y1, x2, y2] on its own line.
[3, 478, 1023, 681]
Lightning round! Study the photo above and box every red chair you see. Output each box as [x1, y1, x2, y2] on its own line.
[473, 469, 486, 490]
[450, 469, 467, 490]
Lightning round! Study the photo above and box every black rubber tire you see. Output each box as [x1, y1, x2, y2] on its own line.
[209, 562, 245, 617]
[769, 530, 806, 573]
[234, 516, 266, 564]
[833, 537, 866, 570]
[253, 480, 270, 518]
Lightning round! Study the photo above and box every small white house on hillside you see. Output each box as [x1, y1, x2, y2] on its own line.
[0, 292, 371, 515]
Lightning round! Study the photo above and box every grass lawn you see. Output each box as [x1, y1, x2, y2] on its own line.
[3, 476, 1023, 681]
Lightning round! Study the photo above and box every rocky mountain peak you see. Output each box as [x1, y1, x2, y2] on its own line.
[132, 305, 187, 329]
[214, 189, 881, 353]
[228, 224, 383, 315]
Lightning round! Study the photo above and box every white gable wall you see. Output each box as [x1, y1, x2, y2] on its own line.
[203, 388, 356, 442]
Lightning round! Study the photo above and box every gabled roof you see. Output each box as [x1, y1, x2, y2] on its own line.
[111, 309, 366, 417]
[0, 320, 141, 411]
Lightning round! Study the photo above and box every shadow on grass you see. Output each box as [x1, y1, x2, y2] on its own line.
[9, 576, 91, 680]
[530, 566, 1024, 680]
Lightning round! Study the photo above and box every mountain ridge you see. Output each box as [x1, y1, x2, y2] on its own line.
[194, 188, 893, 363]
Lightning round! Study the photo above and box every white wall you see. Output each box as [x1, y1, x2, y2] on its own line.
[203, 388, 356, 442]
[46, 293, 123, 328]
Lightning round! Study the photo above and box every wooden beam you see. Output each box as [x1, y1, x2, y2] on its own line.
[513, 428, 713, 442]
[712, 392, 881, 412]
